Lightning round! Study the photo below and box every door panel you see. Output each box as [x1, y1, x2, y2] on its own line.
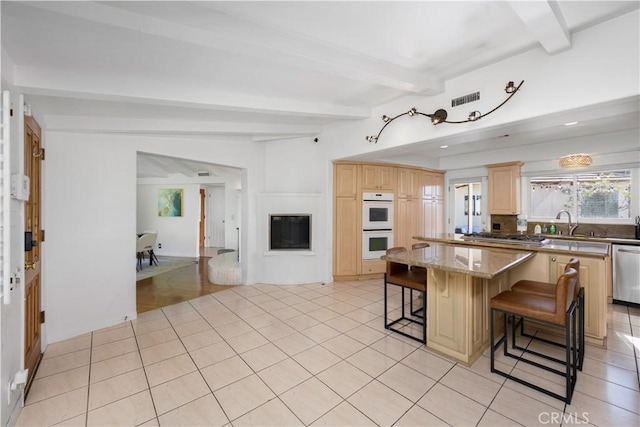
[24, 115, 43, 386]
[199, 189, 205, 247]
[210, 186, 225, 247]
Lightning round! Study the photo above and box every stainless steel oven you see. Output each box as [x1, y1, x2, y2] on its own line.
[362, 192, 394, 230]
[362, 229, 394, 260]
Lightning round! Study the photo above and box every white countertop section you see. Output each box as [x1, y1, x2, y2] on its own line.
[415, 234, 611, 257]
[381, 243, 534, 279]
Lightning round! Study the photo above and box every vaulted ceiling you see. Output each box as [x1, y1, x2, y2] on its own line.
[2, 1, 639, 176]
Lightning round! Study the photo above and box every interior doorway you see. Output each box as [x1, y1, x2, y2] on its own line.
[454, 181, 483, 235]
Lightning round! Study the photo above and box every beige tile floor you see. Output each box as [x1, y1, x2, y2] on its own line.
[17, 280, 640, 426]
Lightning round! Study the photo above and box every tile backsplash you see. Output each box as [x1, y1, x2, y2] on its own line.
[489, 215, 517, 233]
[489, 215, 637, 239]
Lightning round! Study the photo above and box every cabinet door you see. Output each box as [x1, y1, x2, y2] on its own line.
[397, 168, 420, 198]
[423, 172, 445, 200]
[334, 197, 359, 276]
[549, 255, 606, 339]
[362, 165, 395, 191]
[335, 164, 359, 198]
[378, 166, 395, 191]
[423, 199, 444, 237]
[488, 164, 520, 214]
[395, 198, 422, 249]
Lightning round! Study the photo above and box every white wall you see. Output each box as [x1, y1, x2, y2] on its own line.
[42, 132, 265, 344]
[259, 136, 331, 284]
[0, 83, 27, 426]
[137, 183, 200, 257]
[44, 135, 138, 343]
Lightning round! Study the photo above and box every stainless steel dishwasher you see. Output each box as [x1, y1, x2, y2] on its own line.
[612, 243, 640, 306]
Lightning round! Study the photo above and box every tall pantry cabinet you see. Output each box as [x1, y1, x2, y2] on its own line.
[395, 168, 424, 249]
[333, 164, 360, 276]
[422, 171, 445, 238]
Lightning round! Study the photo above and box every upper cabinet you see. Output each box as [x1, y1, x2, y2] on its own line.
[335, 163, 359, 198]
[362, 165, 395, 191]
[422, 171, 444, 200]
[397, 167, 422, 199]
[487, 161, 523, 215]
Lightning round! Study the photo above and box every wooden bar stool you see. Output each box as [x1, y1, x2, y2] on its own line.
[490, 268, 580, 404]
[409, 242, 430, 317]
[384, 247, 427, 343]
[511, 258, 584, 370]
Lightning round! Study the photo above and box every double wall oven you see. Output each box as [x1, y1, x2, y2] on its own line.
[362, 192, 394, 259]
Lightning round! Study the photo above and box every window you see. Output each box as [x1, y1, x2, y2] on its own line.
[528, 170, 632, 222]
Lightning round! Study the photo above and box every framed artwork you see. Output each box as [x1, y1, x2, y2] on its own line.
[158, 189, 183, 217]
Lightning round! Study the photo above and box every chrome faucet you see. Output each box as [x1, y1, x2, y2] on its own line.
[556, 210, 579, 235]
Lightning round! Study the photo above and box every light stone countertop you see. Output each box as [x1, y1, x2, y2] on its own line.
[381, 242, 535, 279]
[414, 234, 611, 257]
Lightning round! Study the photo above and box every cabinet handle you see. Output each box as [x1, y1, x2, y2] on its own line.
[550, 257, 557, 262]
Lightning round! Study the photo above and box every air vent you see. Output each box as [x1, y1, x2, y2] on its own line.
[197, 171, 211, 177]
[451, 91, 480, 108]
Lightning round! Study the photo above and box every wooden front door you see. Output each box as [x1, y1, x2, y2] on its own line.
[199, 189, 206, 247]
[24, 115, 43, 386]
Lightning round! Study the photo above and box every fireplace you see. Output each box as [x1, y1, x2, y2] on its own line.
[269, 214, 311, 250]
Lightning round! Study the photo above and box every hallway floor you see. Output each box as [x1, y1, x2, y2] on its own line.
[136, 249, 235, 313]
[17, 280, 640, 426]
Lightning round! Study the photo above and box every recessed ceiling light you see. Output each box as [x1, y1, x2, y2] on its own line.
[440, 145, 448, 149]
[564, 121, 579, 126]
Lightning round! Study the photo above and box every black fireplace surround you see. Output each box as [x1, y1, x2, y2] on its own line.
[269, 214, 311, 250]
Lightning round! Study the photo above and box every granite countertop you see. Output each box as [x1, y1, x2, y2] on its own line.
[414, 234, 612, 257]
[381, 242, 534, 279]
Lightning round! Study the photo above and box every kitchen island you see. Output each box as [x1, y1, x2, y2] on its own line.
[382, 243, 534, 365]
[414, 234, 610, 347]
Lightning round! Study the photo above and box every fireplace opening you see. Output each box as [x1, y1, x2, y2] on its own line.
[270, 214, 311, 250]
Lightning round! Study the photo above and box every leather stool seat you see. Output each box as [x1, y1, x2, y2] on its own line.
[490, 268, 581, 404]
[510, 258, 584, 370]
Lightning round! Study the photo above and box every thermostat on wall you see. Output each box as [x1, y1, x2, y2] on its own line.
[10, 174, 30, 201]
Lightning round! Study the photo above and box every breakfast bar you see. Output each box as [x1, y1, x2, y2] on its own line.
[382, 243, 534, 365]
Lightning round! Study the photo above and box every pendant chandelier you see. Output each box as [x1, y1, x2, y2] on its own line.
[559, 153, 592, 168]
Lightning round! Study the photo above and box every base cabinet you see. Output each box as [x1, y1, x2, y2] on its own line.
[549, 255, 607, 341]
[427, 268, 510, 365]
[509, 252, 607, 344]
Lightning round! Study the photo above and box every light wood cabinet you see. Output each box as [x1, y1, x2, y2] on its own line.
[395, 198, 423, 249]
[333, 163, 444, 279]
[335, 163, 359, 198]
[487, 161, 522, 214]
[422, 171, 444, 200]
[362, 165, 395, 191]
[423, 199, 445, 237]
[549, 254, 607, 341]
[361, 259, 386, 274]
[333, 196, 359, 276]
[333, 163, 360, 277]
[397, 168, 422, 199]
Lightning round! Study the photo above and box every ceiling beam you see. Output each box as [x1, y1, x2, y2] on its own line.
[508, 1, 571, 54]
[24, 1, 443, 95]
[43, 115, 323, 137]
[14, 66, 368, 120]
